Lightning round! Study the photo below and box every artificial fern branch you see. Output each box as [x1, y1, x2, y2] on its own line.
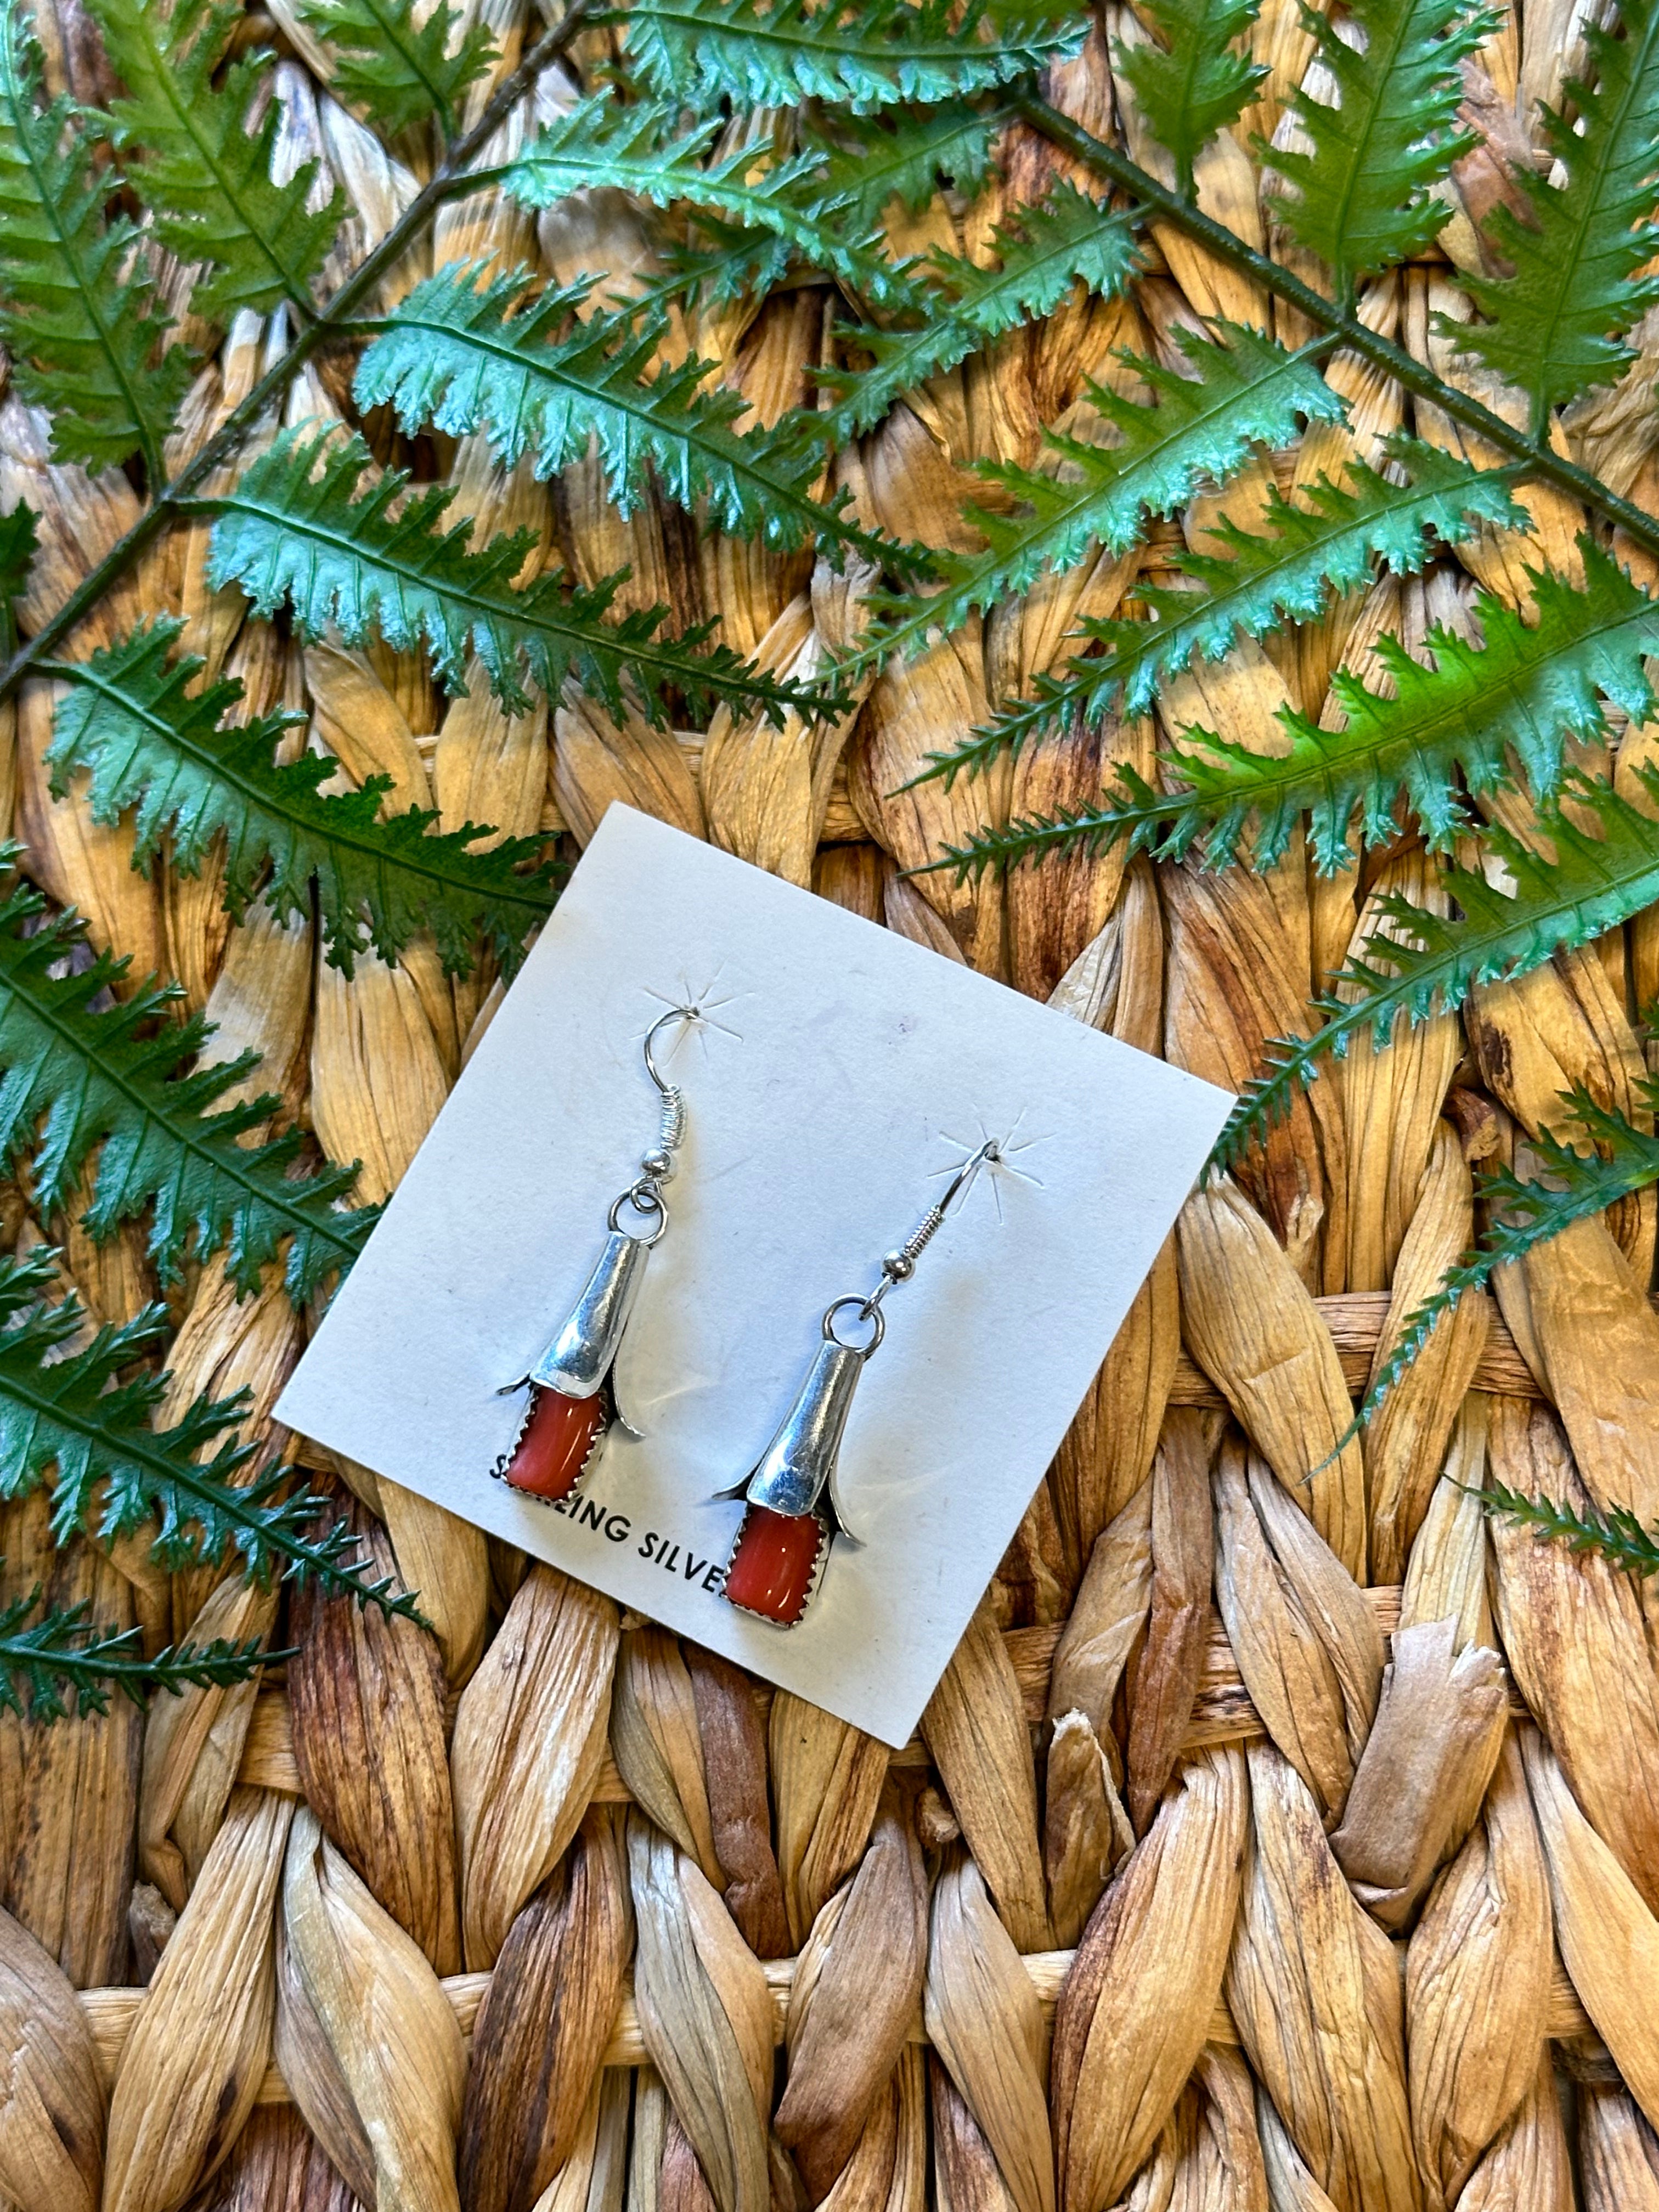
[43, 622, 561, 978]
[0, 1249, 416, 1617]
[612, 0, 1086, 112]
[1018, 93, 1659, 572]
[0, 1589, 277, 1720]
[1210, 773, 1659, 1169]
[907, 440, 1523, 791]
[1475, 1480, 1659, 1579]
[921, 538, 1659, 872]
[0, 0, 188, 481]
[0, 6, 588, 710]
[0, 863, 374, 1297]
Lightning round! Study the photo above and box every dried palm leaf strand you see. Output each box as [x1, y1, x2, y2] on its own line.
[287, 1480, 461, 1973]
[1452, 2059, 1572, 2212]
[684, 1649, 790, 1961]
[1177, 1177, 1367, 1579]
[103, 1788, 294, 2212]
[769, 1692, 889, 1951]
[611, 1626, 725, 1892]
[281, 1804, 467, 2212]
[776, 1782, 927, 2204]
[1404, 1735, 1551, 2212]
[450, 1564, 618, 1970]
[1051, 1745, 1248, 2212]
[921, 1596, 1050, 1954]
[0, 1902, 105, 2212]
[1579, 2084, 1659, 2211]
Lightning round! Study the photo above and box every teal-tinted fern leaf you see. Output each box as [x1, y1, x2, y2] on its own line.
[1457, 0, 1659, 428]
[926, 539, 1659, 872]
[0, 1249, 415, 1618]
[504, 95, 921, 309]
[1116, 0, 1266, 194]
[298, 0, 494, 134]
[1263, 0, 1491, 298]
[820, 184, 1140, 438]
[356, 266, 896, 567]
[0, 1585, 274, 1720]
[0, 501, 35, 655]
[0, 0, 189, 477]
[912, 441, 1523, 788]
[202, 429, 832, 723]
[871, 324, 1346, 655]
[806, 103, 1005, 226]
[1212, 772, 1659, 1167]
[46, 620, 560, 978]
[0, 866, 374, 1297]
[617, 0, 1087, 112]
[1362, 1078, 1659, 1420]
[90, 0, 344, 320]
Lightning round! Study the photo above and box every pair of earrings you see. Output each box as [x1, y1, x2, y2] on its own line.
[491, 1005, 998, 1627]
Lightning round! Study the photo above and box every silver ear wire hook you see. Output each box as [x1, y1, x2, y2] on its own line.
[849, 1138, 1001, 1333]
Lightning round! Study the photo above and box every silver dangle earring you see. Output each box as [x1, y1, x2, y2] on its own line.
[494, 1005, 699, 1505]
[720, 1140, 1001, 1626]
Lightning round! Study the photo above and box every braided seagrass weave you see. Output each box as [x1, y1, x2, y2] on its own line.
[5, 0, 1659, 2207]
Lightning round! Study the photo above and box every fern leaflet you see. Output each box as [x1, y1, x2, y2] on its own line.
[201, 430, 830, 723]
[615, 0, 1087, 112]
[819, 184, 1140, 439]
[1362, 1080, 1659, 1419]
[0, 1250, 415, 1619]
[297, 0, 494, 134]
[0, 1590, 275, 1720]
[1211, 774, 1659, 1168]
[503, 95, 921, 309]
[46, 621, 560, 978]
[1263, 0, 1490, 298]
[1457, 0, 1659, 427]
[869, 324, 1346, 656]
[0, 0, 188, 478]
[0, 866, 374, 1297]
[805, 103, 1004, 227]
[1116, 0, 1266, 195]
[924, 539, 1659, 872]
[1476, 1479, 1659, 1578]
[89, 0, 343, 320]
[0, 500, 35, 657]
[355, 267, 894, 566]
[912, 441, 1522, 788]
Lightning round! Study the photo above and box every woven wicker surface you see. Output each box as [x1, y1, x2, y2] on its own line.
[5, 0, 1659, 2209]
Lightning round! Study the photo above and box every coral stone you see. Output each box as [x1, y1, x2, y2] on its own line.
[723, 1504, 826, 1625]
[501, 1385, 605, 1502]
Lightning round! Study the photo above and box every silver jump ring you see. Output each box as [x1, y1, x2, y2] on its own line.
[822, 1295, 885, 1358]
[610, 1182, 669, 1246]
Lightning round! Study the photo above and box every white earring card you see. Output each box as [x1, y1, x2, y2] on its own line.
[276, 805, 1233, 1746]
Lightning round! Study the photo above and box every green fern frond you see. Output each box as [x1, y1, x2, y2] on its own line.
[1476, 1479, 1659, 1578]
[504, 94, 921, 309]
[1361, 1079, 1659, 1418]
[354, 266, 895, 567]
[819, 184, 1140, 438]
[0, 1588, 276, 1720]
[870, 324, 1346, 656]
[45, 620, 560, 979]
[924, 538, 1659, 870]
[911, 439, 1522, 788]
[1116, 0, 1265, 195]
[203, 428, 828, 723]
[0, 865, 373, 1296]
[89, 0, 343, 320]
[0, 0, 189, 478]
[1263, 0, 1491, 298]
[0, 1249, 416, 1617]
[1457, 0, 1659, 428]
[616, 0, 1087, 113]
[297, 0, 494, 134]
[1211, 772, 1659, 1167]
[806, 103, 1004, 225]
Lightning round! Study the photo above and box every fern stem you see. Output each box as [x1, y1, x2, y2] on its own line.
[1018, 93, 1659, 567]
[0, 2, 589, 708]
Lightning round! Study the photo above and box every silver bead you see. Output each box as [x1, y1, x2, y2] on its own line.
[641, 1149, 675, 1180]
[882, 1250, 915, 1282]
